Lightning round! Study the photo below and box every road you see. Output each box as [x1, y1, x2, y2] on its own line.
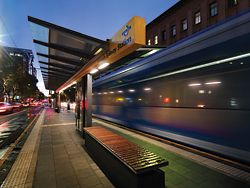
[0, 107, 42, 154]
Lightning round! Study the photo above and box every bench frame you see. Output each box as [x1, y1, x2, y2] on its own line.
[84, 127, 167, 188]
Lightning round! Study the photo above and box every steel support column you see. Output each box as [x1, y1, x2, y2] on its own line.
[75, 74, 92, 136]
[83, 74, 92, 127]
[54, 92, 61, 112]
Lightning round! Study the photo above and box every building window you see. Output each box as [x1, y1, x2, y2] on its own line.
[154, 35, 158, 45]
[210, 2, 218, 17]
[228, 0, 237, 7]
[182, 19, 188, 31]
[162, 30, 167, 41]
[194, 11, 201, 25]
[148, 39, 151, 45]
[171, 25, 176, 37]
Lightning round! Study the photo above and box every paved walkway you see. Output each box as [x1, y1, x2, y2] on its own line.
[2, 108, 113, 188]
[2, 108, 250, 188]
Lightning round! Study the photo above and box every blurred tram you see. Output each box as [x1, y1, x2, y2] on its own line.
[92, 12, 250, 164]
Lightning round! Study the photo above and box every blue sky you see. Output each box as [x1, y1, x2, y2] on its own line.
[0, 0, 178, 95]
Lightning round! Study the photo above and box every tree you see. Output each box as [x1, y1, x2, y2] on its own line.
[36, 91, 45, 100]
[0, 54, 14, 102]
[0, 54, 41, 101]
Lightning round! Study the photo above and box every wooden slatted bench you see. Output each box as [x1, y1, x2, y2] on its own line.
[84, 126, 168, 188]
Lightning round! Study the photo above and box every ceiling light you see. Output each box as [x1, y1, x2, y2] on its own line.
[128, 89, 135, 92]
[205, 81, 221, 85]
[188, 83, 201, 86]
[90, 68, 98, 74]
[98, 62, 110, 69]
[94, 48, 103, 55]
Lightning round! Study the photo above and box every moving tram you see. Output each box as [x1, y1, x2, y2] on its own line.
[92, 12, 250, 164]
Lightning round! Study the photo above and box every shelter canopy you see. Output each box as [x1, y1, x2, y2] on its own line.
[28, 16, 108, 90]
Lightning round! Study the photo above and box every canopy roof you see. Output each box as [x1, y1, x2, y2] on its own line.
[28, 16, 162, 91]
[28, 16, 108, 90]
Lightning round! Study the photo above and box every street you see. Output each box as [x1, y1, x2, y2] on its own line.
[0, 107, 42, 157]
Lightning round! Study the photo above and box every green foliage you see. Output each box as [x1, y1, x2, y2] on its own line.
[60, 87, 75, 102]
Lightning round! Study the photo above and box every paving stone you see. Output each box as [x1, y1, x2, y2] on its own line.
[99, 177, 114, 188]
[92, 184, 105, 188]
[36, 164, 55, 174]
[24, 182, 33, 188]
[75, 168, 95, 178]
[34, 173, 56, 188]
[56, 175, 79, 188]
[95, 169, 106, 178]
[78, 175, 101, 188]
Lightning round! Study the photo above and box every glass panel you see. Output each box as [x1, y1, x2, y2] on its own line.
[37, 56, 48, 63]
[195, 12, 201, 24]
[148, 39, 151, 45]
[182, 19, 188, 31]
[29, 22, 49, 43]
[172, 25, 176, 36]
[154, 36, 158, 45]
[40, 64, 48, 69]
[210, 2, 218, 17]
[34, 43, 48, 55]
[162, 30, 167, 41]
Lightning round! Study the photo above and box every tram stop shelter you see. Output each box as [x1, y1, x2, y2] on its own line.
[28, 16, 162, 133]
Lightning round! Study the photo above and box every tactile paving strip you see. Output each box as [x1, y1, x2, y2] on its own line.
[2, 110, 45, 188]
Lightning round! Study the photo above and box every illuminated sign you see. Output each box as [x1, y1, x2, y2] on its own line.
[105, 16, 146, 61]
[122, 25, 131, 37]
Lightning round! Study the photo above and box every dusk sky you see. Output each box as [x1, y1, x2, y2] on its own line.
[0, 0, 178, 95]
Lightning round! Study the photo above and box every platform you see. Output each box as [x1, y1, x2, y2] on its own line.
[2, 108, 250, 188]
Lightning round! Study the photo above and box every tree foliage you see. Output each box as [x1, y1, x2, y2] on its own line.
[0, 55, 41, 101]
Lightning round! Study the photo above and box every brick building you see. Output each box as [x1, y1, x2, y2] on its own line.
[146, 0, 250, 46]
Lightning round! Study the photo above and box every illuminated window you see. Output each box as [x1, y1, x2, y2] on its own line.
[210, 2, 218, 17]
[182, 19, 188, 31]
[171, 25, 176, 37]
[228, 0, 237, 7]
[154, 35, 158, 45]
[148, 39, 151, 45]
[194, 12, 201, 24]
[162, 30, 167, 41]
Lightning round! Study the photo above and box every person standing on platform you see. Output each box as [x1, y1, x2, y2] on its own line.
[67, 99, 70, 111]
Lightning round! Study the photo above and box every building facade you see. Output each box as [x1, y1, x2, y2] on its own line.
[0, 47, 12, 100]
[0, 46, 37, 101]
[4, 46, 36, 77]
[146, 0, 250, 46]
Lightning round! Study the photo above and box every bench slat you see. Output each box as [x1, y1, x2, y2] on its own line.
[84, 126, 168, 174]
